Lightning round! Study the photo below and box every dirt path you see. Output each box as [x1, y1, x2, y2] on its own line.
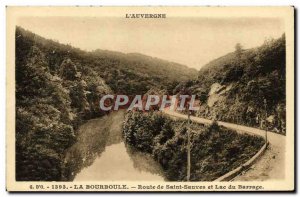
[233, 143, 285, 181]
[163, 109, 286, 181]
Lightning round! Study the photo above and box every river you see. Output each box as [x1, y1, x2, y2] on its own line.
[63, 110, 165, 181]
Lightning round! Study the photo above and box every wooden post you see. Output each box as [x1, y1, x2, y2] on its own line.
[264, 99, 268, 145]
[187, 110, 191, 182]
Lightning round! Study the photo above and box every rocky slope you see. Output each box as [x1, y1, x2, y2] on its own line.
[174, 35, 286, 134]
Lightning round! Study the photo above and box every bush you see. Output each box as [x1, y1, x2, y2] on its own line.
[123, 111, 265, 181]
[15, 27, 111, 181]
[174, 34, 286, 134]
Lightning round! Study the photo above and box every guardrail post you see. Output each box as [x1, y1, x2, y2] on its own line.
[187, 110, 191, 182]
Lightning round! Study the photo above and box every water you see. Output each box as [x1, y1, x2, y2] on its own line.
[64, 110, 165, 181]
[75, 142, 164, 181]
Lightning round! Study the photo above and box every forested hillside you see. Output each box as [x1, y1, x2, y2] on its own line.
[16, 28, 113, 181]
[174, 35, 286, 134]
[16, 27, 197, 95]
[15, 26, 196, 181]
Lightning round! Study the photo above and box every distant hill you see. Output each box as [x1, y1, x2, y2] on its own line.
[91, 50, 196, 82]
[89, 49, 197, 94]
[174, 34, 286, 134]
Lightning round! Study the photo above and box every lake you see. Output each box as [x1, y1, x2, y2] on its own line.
[64, 110, 165, 181]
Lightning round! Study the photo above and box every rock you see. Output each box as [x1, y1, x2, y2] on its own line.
[207, 94, 219, 107]
[209, 83, 224, 96]
[266, 115, 275, 123]
[207, 83, 229, 107]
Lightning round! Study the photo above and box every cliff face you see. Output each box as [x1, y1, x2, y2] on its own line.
[175, 34, 286, 134]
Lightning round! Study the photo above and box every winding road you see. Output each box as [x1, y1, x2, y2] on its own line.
[162, 109, 286, 181]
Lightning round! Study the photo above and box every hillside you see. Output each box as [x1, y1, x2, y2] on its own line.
[17, 27, 197, 95]
[16, 28, 114, 181]
[15, 26, 196, 181]
[174, 34, 286, 134]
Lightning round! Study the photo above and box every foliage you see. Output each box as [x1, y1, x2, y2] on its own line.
[123, 111, 265, 181]
[17, 27, 197, 95]
[15, 27, 111, 180]
[15, 26, 198, 180]
[174, 34, 286, 134]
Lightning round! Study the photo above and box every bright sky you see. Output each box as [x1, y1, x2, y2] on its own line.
[18, 17, 284, 70]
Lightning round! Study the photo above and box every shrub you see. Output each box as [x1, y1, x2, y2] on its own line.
[123, 111, 265, 181]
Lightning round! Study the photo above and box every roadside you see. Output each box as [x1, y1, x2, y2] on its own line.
[163, 109, 286, 181]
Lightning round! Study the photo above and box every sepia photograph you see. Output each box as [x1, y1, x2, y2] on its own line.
[6, 6, 294, 192]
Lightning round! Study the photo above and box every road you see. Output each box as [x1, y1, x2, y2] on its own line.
[162, 109, 286, 181]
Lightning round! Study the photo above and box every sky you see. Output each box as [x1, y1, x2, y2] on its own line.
[17, 17, 284, 70]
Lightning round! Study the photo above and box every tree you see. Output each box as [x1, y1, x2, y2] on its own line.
[235, 43, 243, 59]
[59, 59, 78, 81]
